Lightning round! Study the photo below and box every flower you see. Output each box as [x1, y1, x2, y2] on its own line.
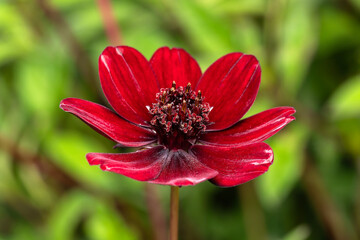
[60, 46, 295, 187]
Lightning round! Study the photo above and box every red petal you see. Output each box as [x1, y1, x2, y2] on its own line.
[196, 53, 261, 131]
[99, 46, 159, 126]
[60, 98, 156, 147]
[201, 107, 295, 146]
[87, 147, 218, 186]
[149, 149, 218, 186]
[191, 143, 273, 187]
[86, 146, 167, 181]
[150, 47, 202, 88]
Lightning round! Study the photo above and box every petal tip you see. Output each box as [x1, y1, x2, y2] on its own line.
[86, 153, 99, 165]
[59, 98, 71, 111]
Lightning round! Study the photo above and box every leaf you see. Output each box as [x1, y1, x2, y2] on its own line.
[171, 0, 233, 56]
[328, 74, 360, 119]
[15, 48, 68, 117]
[276, 0, 318, 95]
[44, 131, 144, 196]
[47, 191, 93, 240]
[44, 131, 115, 191]
[0, 4, 34, 64]
[210, 0, 267, 15]
[48, 190, 138, 240]
[318, 8, 360, 54]
[256, 122, 309, 208]
[85, 200, 138, 240]
[283, 225, 310, 240]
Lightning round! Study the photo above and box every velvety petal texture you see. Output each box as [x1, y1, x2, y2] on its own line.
[201, 107, 296, 146]
[150, 47, 202, 88]
[149, 149, 218, 186]
[192, 143, 273, 187]
[60, 98, 156, 147]
[99, 46, 159, 126]
[87, 147, 218, 186]
[87, 147, 166, 181]
[196, 53, 261, 131]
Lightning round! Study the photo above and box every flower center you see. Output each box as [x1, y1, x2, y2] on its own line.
[148, 81, 212, 150]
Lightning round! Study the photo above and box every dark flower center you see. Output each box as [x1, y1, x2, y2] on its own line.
[148, 81, 212, 150]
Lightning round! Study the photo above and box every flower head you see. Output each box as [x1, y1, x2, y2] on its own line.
[60, 46, 295, 187]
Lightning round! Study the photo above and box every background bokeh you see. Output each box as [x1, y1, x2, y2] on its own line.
[1, 0, 359, 239]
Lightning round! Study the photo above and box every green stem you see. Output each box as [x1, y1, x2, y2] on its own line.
[170, 186, 179, 240]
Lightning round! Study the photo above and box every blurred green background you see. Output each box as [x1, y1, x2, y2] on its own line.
[0, 0, 359, 239]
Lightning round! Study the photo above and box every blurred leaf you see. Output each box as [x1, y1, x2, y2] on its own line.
[233, 19, 263, 57]
[349, 0, 360, 11]
[44, 131, 113, 190]
[336, 118, 360, 156]
[47, 190, 94, 240]
[8, 223, 41, 240]
[318, 7, 360, 55]
[85, 200, 138, 240]
[171, 0, 233, 56]
[14, 46, 69, 142]
[0, 3, 34, 64]
[181, 184, 245, 239]
[52, 0, 89, 8]
[19, 164, 55, 208]
[276, 0, 318, 95]
[44, 130, 144, 197]
[283, 225, 310, 240]
[328, 74, 360, 119]
[48, 190, 137, 240]
[16, 48, 68, 117]
[209, 0, 266, 15]
[125, 28, 174, 58]
[67, 4, 103, 44]
[257, 123, 309, 208]
[0, 151, 15, 198]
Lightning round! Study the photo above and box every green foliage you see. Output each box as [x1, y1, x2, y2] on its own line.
[0, 4, 34, 64]
[276, 0, 318, 96]
[48, 191, 137, 240]
[283, 225, 310, 240]
[0, 0, 359, 239]
[257, 123, 309, 208]
[328, 74, 360, 119]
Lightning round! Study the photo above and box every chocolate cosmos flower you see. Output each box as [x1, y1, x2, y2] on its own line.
[60, 46, 295, 187]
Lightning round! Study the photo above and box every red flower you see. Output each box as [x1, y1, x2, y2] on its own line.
[60, 46, 295, 187]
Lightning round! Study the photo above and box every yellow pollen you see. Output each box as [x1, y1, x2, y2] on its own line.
[181, 100, 187, 112]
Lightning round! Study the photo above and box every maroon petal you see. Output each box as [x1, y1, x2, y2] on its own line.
[87, 146, 167, 181]
[99, 46, 160, 126]
[150, 47, 202, 88]
[191, 143, 273, 187]
[87, 147, 218, 186]
[201, 107, 295, 146]
[196, 53, 261, 131]
[60, 98, 156, 147]
[149, 149, 218, 186]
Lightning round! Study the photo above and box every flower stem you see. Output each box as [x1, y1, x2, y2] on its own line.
[170, 186, 179, 240]
[96, 0, 123, 45]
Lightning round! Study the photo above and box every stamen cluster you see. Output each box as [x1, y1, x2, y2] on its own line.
[148, 82, 212, 149]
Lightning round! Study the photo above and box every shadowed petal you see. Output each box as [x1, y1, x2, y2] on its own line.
[191, 143, 273, 187]
[86, 146, 167, 181]
[150, 47, 202, 88]
[60, 98, 156, 147]
[149, 149, 218, 186]
[196, 53, 261, 131]
[201, 107, 295, 146]
[99, 46, 159, 126]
